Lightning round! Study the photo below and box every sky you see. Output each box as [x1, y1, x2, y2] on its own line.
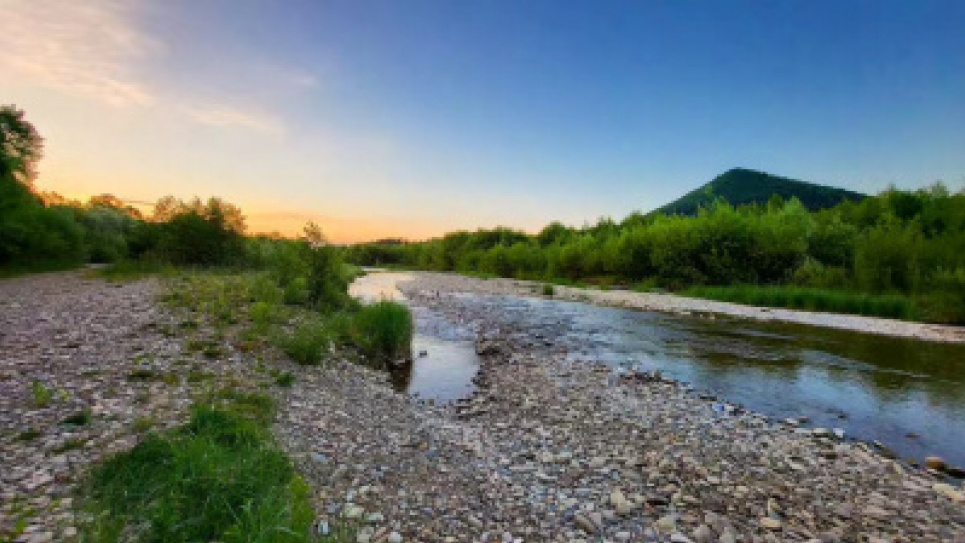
[2, 0, 964, 242]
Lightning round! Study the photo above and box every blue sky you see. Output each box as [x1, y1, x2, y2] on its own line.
[2, 0, 964, 240]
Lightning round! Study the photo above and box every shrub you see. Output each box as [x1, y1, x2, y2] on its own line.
[350, 301, 413, 362]
[276, 320, 329, 366]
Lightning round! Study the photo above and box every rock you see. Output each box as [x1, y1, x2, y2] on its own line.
[657, 515, 677, 533]
[693, 524, 714, 543]
[862, 505, 890, 520]
[925, 456, 947, 471]
[344, 504, 365, 519]
[387, 531, 403, 543]
[671, 533, 695, 543]
[574, 512, 599, 534]
[934, 483, 965, 502]
[356, 526, 375, 543]
[760, 517, 782, 530]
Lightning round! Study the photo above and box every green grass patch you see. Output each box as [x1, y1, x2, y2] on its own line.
[541, 284, 555, 296]
[16, 429, 42, 442]
[61, 410, 92, 426]
[93, 260, 171, 281]
[684, 285, 919, 320]
[275, 320, 330, 366]
[274, 372, 296, 388]
[29, 381, 54, 407]
[79, 394, 319, 543]
[350, 301, 413, 362]
[0, 260, 82, 279]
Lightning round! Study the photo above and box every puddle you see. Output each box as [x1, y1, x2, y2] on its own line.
[350, 271, 479, 402]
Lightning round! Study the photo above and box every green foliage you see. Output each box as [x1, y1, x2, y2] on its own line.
[276, 320, 330, 366]
[29, 381, 53, 407]
[304, 245, 351, 309]
[685, 285, 918, 320]
[349, 301, 414, 362]
[80, 400, 316, 543]
[61, 410, 93, 426]
[346, 180, 965, 323]
[274, 372, 296, 388]
[542, 284, 555, 296]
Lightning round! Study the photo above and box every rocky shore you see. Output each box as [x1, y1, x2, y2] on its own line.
[2, 270, 964, 542]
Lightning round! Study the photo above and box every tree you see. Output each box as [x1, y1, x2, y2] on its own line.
[0, 105, 43, 184]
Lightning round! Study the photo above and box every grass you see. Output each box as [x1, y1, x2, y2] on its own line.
[350, 301, 413, 362]
[61, 409, 93, 426]
[0, 260, 82, 279]
[276, 320, 330, 366]
[274, 372, 296, 388]
[541, 284, 555, 296]
[30, 381, 54, 407]
[79, 392, 322, 543]
[93, 259, 171, 281]
[684, 285, 919, 320]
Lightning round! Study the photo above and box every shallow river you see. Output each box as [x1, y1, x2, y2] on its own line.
[352, 273, 965, 469]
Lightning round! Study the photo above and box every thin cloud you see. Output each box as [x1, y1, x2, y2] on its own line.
[0, 0, 158, 107]
[186, 106, 285, 136]
[0, 0, 294, 135]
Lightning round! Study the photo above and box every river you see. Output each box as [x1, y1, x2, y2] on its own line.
[351, 271, 965, 470]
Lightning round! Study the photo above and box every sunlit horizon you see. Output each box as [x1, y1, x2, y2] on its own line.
[4, 0, 965, 243]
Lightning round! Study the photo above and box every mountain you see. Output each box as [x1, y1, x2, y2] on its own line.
[656, 168, 866, 216]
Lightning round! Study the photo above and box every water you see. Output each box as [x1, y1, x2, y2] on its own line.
[459, 293, 965, 468]
[351, 272, 965, 468]
[350, 272, 480, 402]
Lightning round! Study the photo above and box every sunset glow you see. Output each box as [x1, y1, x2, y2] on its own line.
[3, 1, 964, 242]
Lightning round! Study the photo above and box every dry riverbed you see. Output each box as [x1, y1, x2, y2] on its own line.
[2, 270, 965, 542]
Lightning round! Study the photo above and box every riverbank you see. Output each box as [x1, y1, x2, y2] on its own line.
[3, 270, 964, 542]
[395, 271, 965, 344]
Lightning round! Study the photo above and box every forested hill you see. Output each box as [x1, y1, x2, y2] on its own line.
[657, 168, 867, 215]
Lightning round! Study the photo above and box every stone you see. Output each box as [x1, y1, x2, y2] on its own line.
[760, 517, 782, 530]
[657, 515, 677, 533]
[925, 456, 947, 471]
[693, 524, 714, 543]
[934, 483, 965, 503]
[574, 512, 599, 534]
[387, 531, 403, 543]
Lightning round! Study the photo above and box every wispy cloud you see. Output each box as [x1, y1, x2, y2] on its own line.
[186, 106, 285, 136]
[0, 0, 292, 135]
[0, 0, 157, 106]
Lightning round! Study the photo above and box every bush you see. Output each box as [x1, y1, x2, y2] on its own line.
[350, 301, 413, 362]
[276, 320, 330, 365]
[305, 245, 350, 309]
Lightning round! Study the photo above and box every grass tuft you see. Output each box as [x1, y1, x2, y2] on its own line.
[29, 381, 54, 407]
[276, 320, 330, 366]
[350, 301, 413, 362]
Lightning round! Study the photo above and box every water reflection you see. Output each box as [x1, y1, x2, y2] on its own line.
[460, 294, 965, 467]
[350, 272, 479, 402]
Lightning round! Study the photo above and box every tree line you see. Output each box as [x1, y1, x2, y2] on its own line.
[346, 186, 965, 323]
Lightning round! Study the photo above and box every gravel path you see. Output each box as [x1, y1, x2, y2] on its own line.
[3, 270, 965, 543]
[394, 272, 965, 344]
